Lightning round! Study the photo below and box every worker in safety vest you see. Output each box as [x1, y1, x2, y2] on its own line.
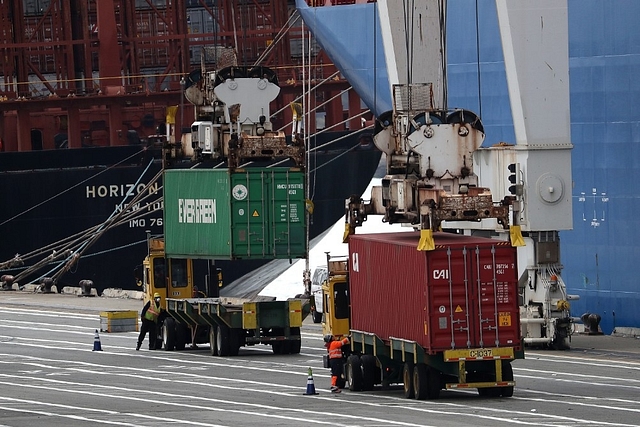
[324, 334, 350, 393]
[136, 292, 165, 350]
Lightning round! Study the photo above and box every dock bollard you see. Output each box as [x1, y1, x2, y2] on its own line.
[79, 280, 95, 297]
[1, 275, 15, 291]
[581, 312, 603, 335]
[41, 277, 55, 294]
[303, 367, 319, 395]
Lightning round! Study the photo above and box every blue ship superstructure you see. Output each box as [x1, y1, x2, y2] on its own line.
[297, 0, 640, 333]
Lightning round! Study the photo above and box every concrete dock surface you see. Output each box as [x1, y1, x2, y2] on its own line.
[569, 330, 640, 358]
[1, 288, 638, 357]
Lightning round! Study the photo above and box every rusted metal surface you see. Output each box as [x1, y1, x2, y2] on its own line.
[420, 188, 510, 230]
[227, 132, 305, 168]
[345, 185, 510, 233]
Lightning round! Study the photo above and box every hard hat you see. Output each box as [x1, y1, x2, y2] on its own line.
[323, 334, 333, 343]
[153, 292, 161, 298]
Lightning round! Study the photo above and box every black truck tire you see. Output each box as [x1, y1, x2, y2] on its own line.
[289, 327, 301, 354]
[272, 340, 290, 354]
[360, 354, 377, 391]
[271, 328, 286, 354]
[413, 363, 429, 400]
[272, 341, 283, 354]
[216, 325, 240, 356]
[426, 366, 441, 399]
[216, 325, 232, 356]
[175, 324, 188, 351]
[209, 326, 218, 356]
[229, 330, 240, 356]
[347, 355, 363, 391]
[281, 340, 292, 354]
[501, 361, 514, 397]
[162, 317, 176, 351]
[403, 362, 414, 399]
[289, 339, 301, 354]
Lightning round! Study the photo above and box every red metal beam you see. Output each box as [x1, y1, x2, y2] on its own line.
[96, 0, 122, 90]
[0, 0, 360, 151]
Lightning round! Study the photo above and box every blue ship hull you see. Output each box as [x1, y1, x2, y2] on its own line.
[298, 0, 640, 332]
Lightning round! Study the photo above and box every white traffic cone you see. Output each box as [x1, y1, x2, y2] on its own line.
[303, 367, 318, 395]
[92, 329, 103, 351]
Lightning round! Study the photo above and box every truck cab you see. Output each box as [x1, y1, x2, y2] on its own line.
[138, 238, 194, 305]
[135, 237, 223, 350]
[137, 237, 223, 305]
[321, 256, 351, 339]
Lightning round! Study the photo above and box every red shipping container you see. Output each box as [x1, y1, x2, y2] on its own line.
[348, 232, 521, 354]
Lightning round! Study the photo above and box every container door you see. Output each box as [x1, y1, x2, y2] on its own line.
[230, 169, 268, 257]
[428, 245, 477, 350]
[269, 170, 306, 258]
[230, 168, 306, 259]
[467, 243, 520, 348]
[427, 242, 519, 351]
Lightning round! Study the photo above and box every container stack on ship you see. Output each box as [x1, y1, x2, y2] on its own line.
[0, 0, 382, 293]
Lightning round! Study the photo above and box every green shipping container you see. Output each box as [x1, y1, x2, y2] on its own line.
[164, 168, 307, 259]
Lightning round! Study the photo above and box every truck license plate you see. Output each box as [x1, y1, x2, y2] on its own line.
[469, 349, 493, 358]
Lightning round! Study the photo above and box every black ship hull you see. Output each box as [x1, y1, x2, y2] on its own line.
[0, 130, 381, 293]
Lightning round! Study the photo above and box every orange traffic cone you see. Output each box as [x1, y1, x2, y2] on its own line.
[92, 329, 103, 351]
[303, 367, 318, 395]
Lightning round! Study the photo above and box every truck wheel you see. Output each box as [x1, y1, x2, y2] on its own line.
[347, 355, 363, 391]
[175, 324, 188, 351]
[311, 309, 322, 323]
[481, 387, 502, 397]
[209, 326, 218, 356]
[216, 324, 232, 356]
[162, 318, 176, 351]
[402, 362, 414, 399]
[228, 329, 241, 356]
[552, 335, 570, 350]
[426, 366, 441, 399]
[289, 327, 301, 354]
[281, 340, 295, 354]
[413, 364, 429, 400]
[272, 341, 283, 354]
[360, 355, 376, 391]
[477, 381, 502, 397]
[501, 361, 514, 398]
[289, 339, 301, 354]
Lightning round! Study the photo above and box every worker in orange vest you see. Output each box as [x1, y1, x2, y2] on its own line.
[324, 334, 350, 393]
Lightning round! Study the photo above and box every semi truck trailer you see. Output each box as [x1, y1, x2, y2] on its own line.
[136, 237, 310, 355]
[321, 231, 524, 399]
